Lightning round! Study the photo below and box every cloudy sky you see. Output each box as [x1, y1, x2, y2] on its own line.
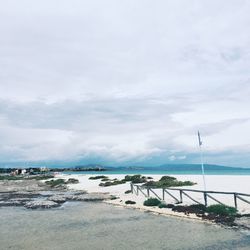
[0, 0, 250, 167]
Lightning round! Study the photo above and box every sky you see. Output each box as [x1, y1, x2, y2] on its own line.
[0, 0, 250, 167]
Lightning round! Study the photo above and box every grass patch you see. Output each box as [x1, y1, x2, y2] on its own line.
[143, 176, 196, 188]
[206, 204, 237, 216]
[0, 175, 24, 181]
[89, 175, 108, 180]
[99, 180, 126, 187]
[0, 174, 54, 181]
[143, 198, 161, 207]
[123, 175, 147, 184]
[45, 179, 66, 187]
[125, 200, 136, 205]
[67, 178, 79, 184]
[32, 175, 55, 180]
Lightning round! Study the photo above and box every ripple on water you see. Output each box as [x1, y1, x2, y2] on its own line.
[0, 202, 250, 250]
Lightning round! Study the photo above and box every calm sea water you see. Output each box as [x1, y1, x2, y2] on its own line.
[0, 202, 249, 250]
[63, 169, 250, 175]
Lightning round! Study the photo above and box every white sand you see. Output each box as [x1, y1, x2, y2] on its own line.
[56, 174, 250, 217]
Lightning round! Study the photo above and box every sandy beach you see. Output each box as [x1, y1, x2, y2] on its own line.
[57, 174, 250, 218]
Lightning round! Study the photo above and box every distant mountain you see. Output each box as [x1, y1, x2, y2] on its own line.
[109, 164, 250, 171]
[1, 162, 250, 171]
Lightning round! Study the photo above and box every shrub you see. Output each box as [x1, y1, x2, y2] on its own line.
[125, 200, 136, 205]
[143, 198, 161, 207]
[159, 176, 177, 182]
[31, 175, 54, 180]
[165, 204, 175, 209]
[0, 174, 54, 181]
[143, 181, 157, 187]
[45, 179, 66, 187]
[123, 175, 147, 183]
[89, 175, 107, 180]
[158, 203, 168, 208]
[67, 178, 79, 184]
[0, 175, 24, 181]
[206, 204, 237, 216]
[110, 195, 118, 200]
[101, 177, 110, 182]
[189, 204, 206, 211]
[125, 190, 132, 194]
[142, 176, 196, 188]
[172, 205, 187, 213]
[172, 204, 207, 214]
[99, 179, 126, 187]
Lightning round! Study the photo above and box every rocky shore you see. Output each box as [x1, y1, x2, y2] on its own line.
[0, 177, 112, 209]
[1, 173, 249, 231]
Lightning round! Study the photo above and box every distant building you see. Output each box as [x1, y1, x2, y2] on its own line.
[21, 169, 26, 175]
[40, 167, 49, 172]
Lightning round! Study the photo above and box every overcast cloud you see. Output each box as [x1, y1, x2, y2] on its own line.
[0, 0, 250, 167]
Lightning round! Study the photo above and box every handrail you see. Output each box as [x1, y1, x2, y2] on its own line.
[132, 184, 250, 197]
[131, 183, 250, 209]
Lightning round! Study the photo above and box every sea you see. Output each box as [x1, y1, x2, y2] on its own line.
[0, 202, 250, 250]
[63, 167, 250, 175]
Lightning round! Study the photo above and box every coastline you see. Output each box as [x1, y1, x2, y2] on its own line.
[56, 173, 250, 224]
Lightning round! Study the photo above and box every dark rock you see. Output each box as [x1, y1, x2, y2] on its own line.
[24, 200, 60, 209]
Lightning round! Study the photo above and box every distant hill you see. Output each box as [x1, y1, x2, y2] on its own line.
[109, 164, 250, 171]
[1, 162, 250, 172]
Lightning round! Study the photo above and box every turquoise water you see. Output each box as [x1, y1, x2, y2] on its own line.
[63, 169, 250, 175]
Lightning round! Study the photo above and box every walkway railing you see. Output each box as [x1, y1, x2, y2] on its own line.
[130, 183, 250, 209]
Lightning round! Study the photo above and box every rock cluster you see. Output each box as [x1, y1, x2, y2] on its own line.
[0, 190, 112, 209]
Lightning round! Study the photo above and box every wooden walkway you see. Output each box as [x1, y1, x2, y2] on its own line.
[130, 183, 250, 209]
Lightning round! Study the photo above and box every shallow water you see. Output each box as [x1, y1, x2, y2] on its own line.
[0, 202, 249, 250]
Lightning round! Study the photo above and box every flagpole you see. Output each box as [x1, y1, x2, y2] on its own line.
[198, 131, 207, 191]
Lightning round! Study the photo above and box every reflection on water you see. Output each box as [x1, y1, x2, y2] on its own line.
[0, 202, 249, 250]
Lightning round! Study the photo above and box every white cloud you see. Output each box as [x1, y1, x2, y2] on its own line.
[0, 0, 250, 166]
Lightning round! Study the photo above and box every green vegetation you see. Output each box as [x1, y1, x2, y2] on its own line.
[172, 204, 206, 214]
[110, 195, 119, 200]
[32, 175, 55, 180]
[95, 174, 193, 188]
[123, 175, 147, 184]
[206, 204, 237, 216]
[99, 180, 126, 187]
[99, 174, 149, 187]
[124, 190, 132, 194]
[143, 176, 196, 188]
[143, 198, 161, 207]
[67, 178, 79, 184]
[158, 203, 168, 208]
[0, 174, 54, 181]
[45, 179, 66, 187]
[0, 175, 25, 181]
[89, 175, 108, 180]
[101, 177, 110, 182]
[125, 200, 136, 205]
